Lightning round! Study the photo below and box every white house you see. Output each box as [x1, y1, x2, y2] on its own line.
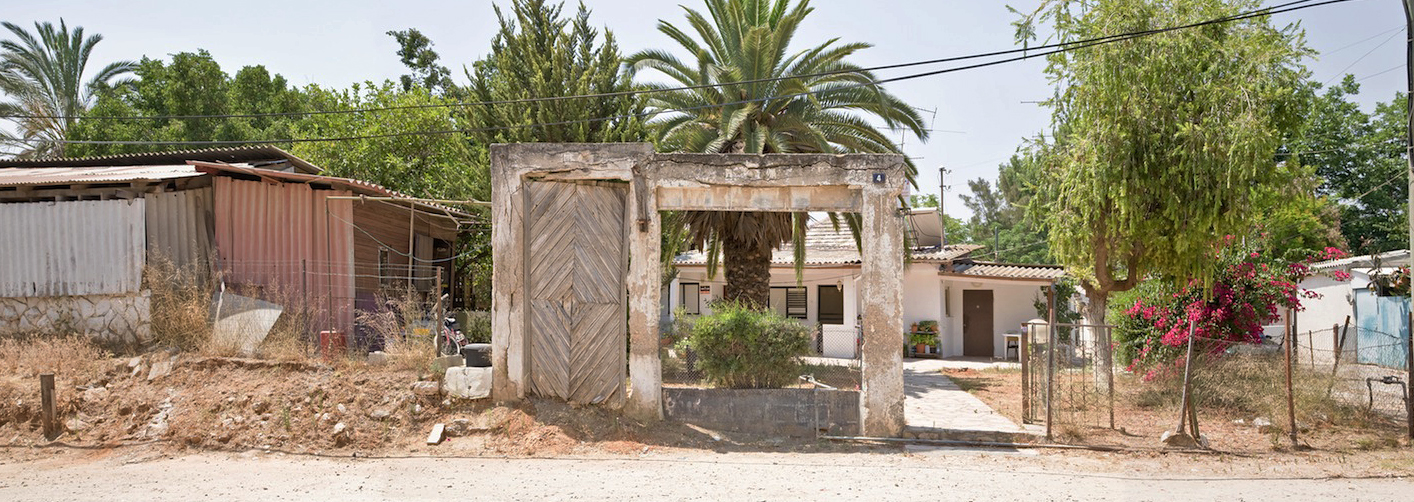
[1296, 249, 1410, 368]
[669, 209, 1065, 359]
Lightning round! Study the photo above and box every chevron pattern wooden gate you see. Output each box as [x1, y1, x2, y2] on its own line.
[525, 181, 627, 405]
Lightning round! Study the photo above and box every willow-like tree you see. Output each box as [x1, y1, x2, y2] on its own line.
[628, 0, 927, 306]
[1016, 0, 1309, 375]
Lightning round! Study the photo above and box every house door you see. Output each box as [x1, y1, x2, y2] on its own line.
[525, 180, 627, 405]
[962, 290, 994, 357]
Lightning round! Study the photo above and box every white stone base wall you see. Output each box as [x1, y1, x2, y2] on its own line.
[0, 292, 151, 346]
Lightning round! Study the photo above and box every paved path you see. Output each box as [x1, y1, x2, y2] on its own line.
[903, 359, 1031, 436]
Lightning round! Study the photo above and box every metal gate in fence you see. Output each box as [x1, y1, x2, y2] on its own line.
[1022, 321, 1116, 438]
[525, 180, 628, 405]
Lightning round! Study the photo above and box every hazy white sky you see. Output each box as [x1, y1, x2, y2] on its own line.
[4, 0, 1406, 218]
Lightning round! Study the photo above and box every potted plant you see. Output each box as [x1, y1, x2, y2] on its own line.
[911, 320, 939, 355]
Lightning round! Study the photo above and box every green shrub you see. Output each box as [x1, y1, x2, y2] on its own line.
[459, 311, 491, 344]
[675, 300, 811, 389]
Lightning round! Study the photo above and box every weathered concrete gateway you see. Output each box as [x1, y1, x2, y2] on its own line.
[490, 143, 907, 436]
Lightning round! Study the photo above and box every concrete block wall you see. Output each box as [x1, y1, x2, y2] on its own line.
[662, 388, 860, 436]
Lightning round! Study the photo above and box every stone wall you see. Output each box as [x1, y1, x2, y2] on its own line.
[0, 292, 151, 346]
[662, 388, 860, 437]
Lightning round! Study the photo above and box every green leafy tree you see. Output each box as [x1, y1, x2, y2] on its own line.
[387, 28, 457, 95]
[0, 19, 134, 157]
[67, 50, 307, 156]
[959, 149, 1053, 263]
[1283, 76, 1406, 255]
[292, 82, 482, 201]
[1016, 0, 1310, 376]
[628, 0, 927, 306]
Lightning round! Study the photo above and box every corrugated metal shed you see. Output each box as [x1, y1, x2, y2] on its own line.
[0, 199, 145, 297]
[0, 165, 200, 186]
[944, 261, 1066, 281]
[145, 187, 215, 274]
[213, 176, 355, 333]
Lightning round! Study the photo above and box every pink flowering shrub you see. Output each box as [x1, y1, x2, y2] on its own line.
[1112, 241, 1348, 377]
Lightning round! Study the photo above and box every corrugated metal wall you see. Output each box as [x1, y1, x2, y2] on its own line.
[212, 177, 355, 333]
[0, 199, 146, 297]
[145, 187, 215, 274]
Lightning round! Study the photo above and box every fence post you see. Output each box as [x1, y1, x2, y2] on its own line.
[1021, 322, 1030, 422]
[1284, 310, 1299, 448]
[1107, 325, 1115, 430]
[435, 266, 445, 357]
[40, 373, 56, 440]
[1406, 310, 1413, 440]
[1175, 320, 1196, 438]
[1045, 286, 1057, 441]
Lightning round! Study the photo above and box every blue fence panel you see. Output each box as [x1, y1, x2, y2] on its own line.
[1353, 289, 1409, 369]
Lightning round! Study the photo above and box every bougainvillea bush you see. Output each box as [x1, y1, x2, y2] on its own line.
[1112, 239, 1348, 378]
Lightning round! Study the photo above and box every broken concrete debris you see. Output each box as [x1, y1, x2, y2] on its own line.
[443, 367, 492, 400]
[426, 423, 445, 445]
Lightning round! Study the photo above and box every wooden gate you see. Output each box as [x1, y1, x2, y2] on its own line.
[525, 180, 627, 404]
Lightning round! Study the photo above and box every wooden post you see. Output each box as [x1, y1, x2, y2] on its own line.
[1284, 310, 1299, 448]
[1175, 320, 1196, 437]
[1407, 310, 1413, 440]
[435, 267, 445, 356]
[40, 373, 56, 440]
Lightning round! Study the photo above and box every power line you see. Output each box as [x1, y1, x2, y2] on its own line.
[1322, 27, 1403, 86]
[1355, 64, 1403, 82]
[20, 0, 1351, 148]
[2, 0, 1339, 126]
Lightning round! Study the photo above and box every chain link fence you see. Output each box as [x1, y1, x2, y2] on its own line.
[207, 260, 450, 358]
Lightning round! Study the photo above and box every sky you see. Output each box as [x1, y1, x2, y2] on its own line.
[3, 0, 1407, 219]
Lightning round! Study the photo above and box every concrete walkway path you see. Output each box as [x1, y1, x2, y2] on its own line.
[903, 358, 1037, 441]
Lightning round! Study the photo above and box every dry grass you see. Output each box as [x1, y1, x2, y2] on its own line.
[1131, 353, 1389, 429]
[144, 258, 214, 352]
[357, 290, 439, 373]
[0, 334, 108, 381]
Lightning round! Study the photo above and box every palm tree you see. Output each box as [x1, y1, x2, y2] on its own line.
[0, 20, 134, 158]
[627, 0, 928, 306]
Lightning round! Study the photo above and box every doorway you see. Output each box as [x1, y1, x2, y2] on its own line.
[962, 289, 994, 357]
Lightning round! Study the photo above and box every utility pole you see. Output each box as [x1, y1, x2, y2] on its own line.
[1403, 0, 1414, 440]
[937, 166, 949, 246]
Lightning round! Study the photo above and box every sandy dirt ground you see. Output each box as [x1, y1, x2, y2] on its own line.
[0, 446, 1410, 501]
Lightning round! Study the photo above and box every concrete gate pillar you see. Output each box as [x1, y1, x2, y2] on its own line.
[859, 187, 905, 437]
[626, 175, 664, 420]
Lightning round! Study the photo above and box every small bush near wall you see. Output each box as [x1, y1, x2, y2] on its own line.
[676, 301, 810, 389]
[459, 311, 491, 344]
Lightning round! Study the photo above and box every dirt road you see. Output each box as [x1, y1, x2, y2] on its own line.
[1, 447, 1409, 501]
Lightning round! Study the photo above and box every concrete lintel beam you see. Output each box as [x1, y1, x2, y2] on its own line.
[656, 186, 862, 213]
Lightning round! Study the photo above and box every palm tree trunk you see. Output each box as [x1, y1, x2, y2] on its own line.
[722, 231, 772, 308]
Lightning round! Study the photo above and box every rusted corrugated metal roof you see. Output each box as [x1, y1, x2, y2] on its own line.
[944, 260, 1066, 281]
[674, 218, 980, 266]
[0, 146, 320, 174]
[191, 162, 476, 222]
[0, 164, 201, 186]
[0, 199, 146, 297]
